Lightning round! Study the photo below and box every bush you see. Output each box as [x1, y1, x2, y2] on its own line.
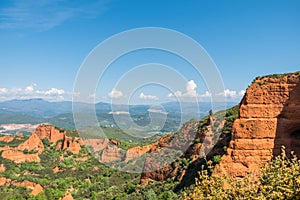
[145, 189, 157, 200]
[212, 155, 222, 164]
[187, 146, 300, 199]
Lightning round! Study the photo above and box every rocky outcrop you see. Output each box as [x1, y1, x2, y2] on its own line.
[52, 166, 64, 174]
[11, 180, 43, 196]
[1, 149, 40, 163]
[56, 136, 83, 154]
[124, 145, 152, 162]
[75, 157, 88, 161]
[0, 178, 42, 196]
[0, 131, 44, 164]
[59, 192, 74, 200]
[0, 146, 10, 151]
[0, 135, 14, 143]
[216, 72, 300, 177]
[17, 132, 44, 153]
[109, 139, 121, 146]
[35, 125, 65, 143]
[99, 145, 123, 162]
[83, 138, 110, 152]
[0, 164, 5, 172]
[0, 177, 11, 186]
[140, 121, 199, 184]
[33, 125, 83, 154]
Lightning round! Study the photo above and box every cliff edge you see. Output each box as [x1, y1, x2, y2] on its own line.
[215, 72, 300, 177]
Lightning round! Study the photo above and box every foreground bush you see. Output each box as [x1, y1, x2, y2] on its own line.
[187, 147, 300, 199]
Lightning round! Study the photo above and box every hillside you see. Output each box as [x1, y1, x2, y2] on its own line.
[0, 103, 239, 199]
[0, 72, 299, 199]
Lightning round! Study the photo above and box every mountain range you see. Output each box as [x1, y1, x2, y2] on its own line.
[0, 98, 237, 132]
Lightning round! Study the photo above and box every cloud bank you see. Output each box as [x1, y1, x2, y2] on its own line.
[168, 80, 245, 102]
[108, 88, 123, 99]
[0, 84, 69, 101]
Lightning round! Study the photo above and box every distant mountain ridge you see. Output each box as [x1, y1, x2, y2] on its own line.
[0, 98, 238, 131]
[0, 98, 237, 117]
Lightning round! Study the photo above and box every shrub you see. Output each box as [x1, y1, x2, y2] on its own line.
[212, 155, 222, 164]
[187, 146, 300, 199]
[145, 189, 157, 200]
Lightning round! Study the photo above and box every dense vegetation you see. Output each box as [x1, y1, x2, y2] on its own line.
[3, 105, 299, 199]
[187, 146, 300, 199]
[0, 105, 239, 199]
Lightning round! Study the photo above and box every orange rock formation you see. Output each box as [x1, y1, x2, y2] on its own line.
[216, 73, 300, 177]
[0, 178, 42, 196]
[124, 145, 152, 162]
[59, 192, 74, 200]
[0, 164, 6, 172]
[17, 132, 44, 153]
[0, 177, 11, 186]
[11, 180, 43, 196]
[1, 149, 40, 163]
[99, 145, 123, 162]
[0, 135, 14, 143]
[83, 138, 110, 152]
[35, 125, 65, 143]
[56, 136, 83, 154]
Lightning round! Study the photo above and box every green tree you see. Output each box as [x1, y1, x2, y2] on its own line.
[145, 189, 157, 200]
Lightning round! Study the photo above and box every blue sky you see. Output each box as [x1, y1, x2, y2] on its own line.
[0, 0, 299, 103]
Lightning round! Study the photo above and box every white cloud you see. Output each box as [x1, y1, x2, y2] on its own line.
[167, 80, 245, 102]
[0, 85, 69, 101]
[217, 89, 245, 99]
[44, 88, 65, 95]
[212, 89, 246, 102]
[239, 90, 246, 96]
[25, 85, 34, 92]
[168, 80, 198, 98]
[108, 88, 123, 99]
[139, 92, 158, 100]
[0, 88, 8, 94]
[223, 89, 237, 98]
[186, 80, 197, 97]
[200, 91, 212, 97]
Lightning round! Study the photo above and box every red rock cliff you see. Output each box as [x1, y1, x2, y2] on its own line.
[35, 125, 65, 143]
[216, 72, 300, 177]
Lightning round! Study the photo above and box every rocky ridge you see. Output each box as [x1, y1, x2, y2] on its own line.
[215, 72, 300, 177]
[0, 125, 83, 164]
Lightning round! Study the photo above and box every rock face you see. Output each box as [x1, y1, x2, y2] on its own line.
[140, 121, 199, 185]
[0, 164, 5, 172]
[59, 192, 74, 200]
[0, 135, 14, 143]
[34, 125, 82, 154]
[0, 125, 85, 164]
[216, 73, 300, 177]
[11, 180, 43, 196]
[17, 132, 44, 153]
[56, 136, 83, 154]
[35, 125, 65, 143]
[1, 149, 40, 163]
[0, 177, 11, 186]
[99, 145, 123, 162]
[83, 138, 110, 152]
[124, 145, 152, 162]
